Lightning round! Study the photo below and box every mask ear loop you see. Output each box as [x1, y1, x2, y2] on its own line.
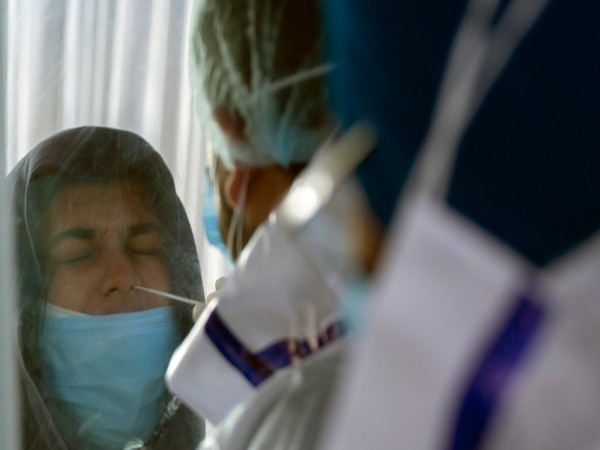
[226, 170, 250, 258]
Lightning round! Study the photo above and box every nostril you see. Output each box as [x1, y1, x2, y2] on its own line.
[101, 258, 142, 296]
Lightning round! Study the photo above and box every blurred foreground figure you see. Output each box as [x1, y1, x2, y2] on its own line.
[319, 0, 600, 449]
[10, 127, 205, 450]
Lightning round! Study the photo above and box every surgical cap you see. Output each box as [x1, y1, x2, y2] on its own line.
[188, 0, 332, 168]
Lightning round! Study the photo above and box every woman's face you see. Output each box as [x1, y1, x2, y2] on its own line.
[43, 180, 172, 314]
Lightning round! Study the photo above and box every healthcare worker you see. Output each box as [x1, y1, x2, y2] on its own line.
[316, 0, 600, 449]
[166, 1, 375, 449]
[190, 0, 334, 260]
[10, 127, 205, 449]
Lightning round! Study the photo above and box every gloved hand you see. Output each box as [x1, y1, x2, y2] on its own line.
[193, 277, 227, 321]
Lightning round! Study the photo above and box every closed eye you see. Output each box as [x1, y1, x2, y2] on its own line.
[127, 224, 164, 256]
[47, 228, 95, 265]
[49, 245, 95, 265]
[59, 252, 94, 264]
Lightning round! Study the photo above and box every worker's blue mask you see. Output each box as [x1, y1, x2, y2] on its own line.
[202, 171, 232, 262]
[40, 306, 181, 450]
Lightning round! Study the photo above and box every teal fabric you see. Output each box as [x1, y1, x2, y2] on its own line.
[322, 0, 600, 265]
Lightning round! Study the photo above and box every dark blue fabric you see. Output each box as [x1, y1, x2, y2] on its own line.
[321, 0, 600, 265]
[448, 0, 600, 265]
[204, 310, 274, 386]
[448, 292, 546, 449]
[205, 310, 343, 387]
[321, 0, 467, 226]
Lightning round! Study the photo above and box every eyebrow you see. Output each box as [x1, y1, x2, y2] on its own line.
[48, 222, 162, 249]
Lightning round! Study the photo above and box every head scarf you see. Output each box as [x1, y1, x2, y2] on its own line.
[9, 126, 204, 449]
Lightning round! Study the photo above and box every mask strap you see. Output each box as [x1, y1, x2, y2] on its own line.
[403, 0, 552, 202]
[248, 64, 335, 103]
[226, 170, 250, 257]
[45, 303, 89, 318]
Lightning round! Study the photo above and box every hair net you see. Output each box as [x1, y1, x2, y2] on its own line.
[189, 0, 333, 168]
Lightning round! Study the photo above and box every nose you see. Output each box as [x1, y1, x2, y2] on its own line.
[100, 249, 141, 297]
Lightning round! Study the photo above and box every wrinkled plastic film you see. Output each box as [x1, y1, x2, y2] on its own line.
[0, 0, 20, 446]
[11, 127, 205, 448]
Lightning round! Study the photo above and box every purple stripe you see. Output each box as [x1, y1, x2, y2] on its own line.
[205, 310, 343, 387]
[448, 291, 546, 450]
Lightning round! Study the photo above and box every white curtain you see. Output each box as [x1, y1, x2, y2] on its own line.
[5, 0, 228, 294]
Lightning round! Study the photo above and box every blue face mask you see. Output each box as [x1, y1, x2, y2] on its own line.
[40, 306, 181, 450]
[202, 172, 233, 265]
[339, 276, 372, 334]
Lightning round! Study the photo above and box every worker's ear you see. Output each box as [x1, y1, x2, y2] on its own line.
[224, 166, 255, 207]
[212, 107, 252, 208]
[212, 107, 246, 142]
